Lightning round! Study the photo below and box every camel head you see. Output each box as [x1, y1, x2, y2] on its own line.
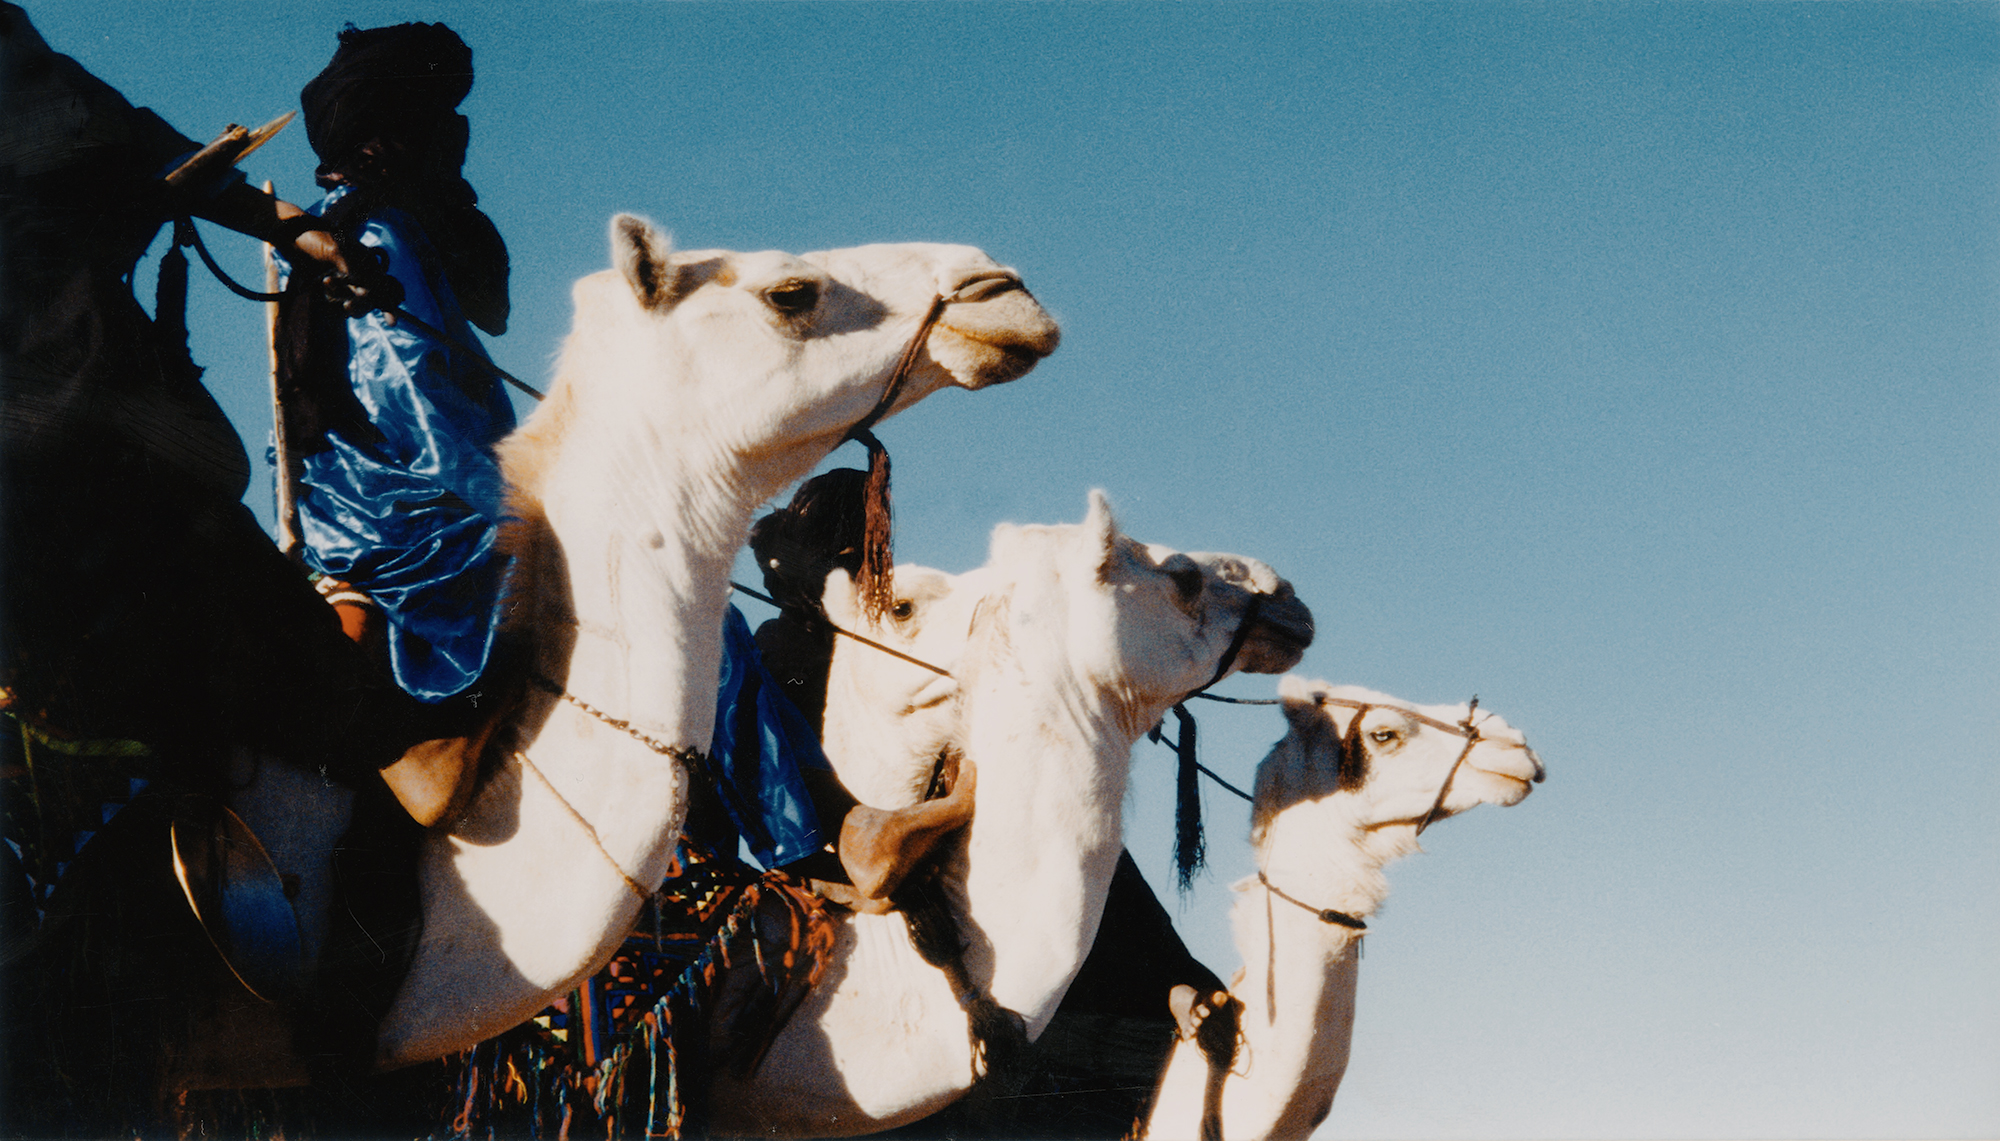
[502, 215, 1060, 514]
[810, 493, 1315, 1038]
[818, 492, 1315, 812]
[1252, 677, 1545, 856]
[819, 562, 994, 808]
[968, 491, 1315, 741]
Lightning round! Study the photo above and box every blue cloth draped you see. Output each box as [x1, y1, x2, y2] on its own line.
[709, 605, 831, 869]
[286, 186, 516, 702]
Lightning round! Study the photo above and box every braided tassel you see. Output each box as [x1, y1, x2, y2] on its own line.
[853, 429, 895, 624]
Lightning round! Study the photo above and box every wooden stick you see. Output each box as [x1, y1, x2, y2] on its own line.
[163, 113, 294, 193]
[264, 180, 300, 561]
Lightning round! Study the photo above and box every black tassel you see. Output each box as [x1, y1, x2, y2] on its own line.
[1172, 704, 1205, 892]
[155, 221, 195, 374]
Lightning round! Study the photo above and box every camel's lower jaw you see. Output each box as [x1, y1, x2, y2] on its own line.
[933, 319, 1059, 390]
[946, 342, 1051, 389]
[1465, 769, 1538, 805]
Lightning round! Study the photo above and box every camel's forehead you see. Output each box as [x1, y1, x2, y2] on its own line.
[801, 242, 1004, 287]
[892, 564, 960, 600]
[905, 564, 1000, 608]
[674, 247, 810, 280]
[1299, 681, 1472, 726]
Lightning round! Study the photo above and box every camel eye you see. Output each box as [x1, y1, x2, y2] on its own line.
[890, 600, 914, 621]
[1369, 728, 1400, 745]
[765, 280, 819, 315]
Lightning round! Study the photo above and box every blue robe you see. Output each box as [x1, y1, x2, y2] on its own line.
[709, 605, 833, 869]
[288, 186, 516, 702]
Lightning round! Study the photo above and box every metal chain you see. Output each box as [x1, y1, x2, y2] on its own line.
[529, 671, 706, 767]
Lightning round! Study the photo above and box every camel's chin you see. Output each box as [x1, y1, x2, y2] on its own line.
[934, 325, 1057, 390]
[959, 343, 1050, 389]
[1236, 632, 1310, 675]
[1465, 770, 1536, 806]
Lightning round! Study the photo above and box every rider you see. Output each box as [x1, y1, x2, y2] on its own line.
[713, 469, 974, 903]
[283, 21, 513, 698]
[279, 21, 519, 820]
[0, 3, 419, 798]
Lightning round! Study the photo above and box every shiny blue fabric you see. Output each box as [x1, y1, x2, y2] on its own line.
[287, 186, 516, 702]
[709, 605, 832, 869]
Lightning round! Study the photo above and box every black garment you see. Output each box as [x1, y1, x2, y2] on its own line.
[299, 21, 509, 336]
[0, 9, 435, 1132]
[876, 852, 1226, 1140]
[0, 2, 420, 776]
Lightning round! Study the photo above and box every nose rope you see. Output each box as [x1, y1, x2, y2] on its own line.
[1414, 697, 1481, 836]
[728, 580, 952, 678]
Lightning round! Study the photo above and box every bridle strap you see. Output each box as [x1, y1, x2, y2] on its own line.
[1257, 870, 1368, 931]
[1165, 592, 1268, 887]
[844, 292, 950, 446]
[1414, 696, 1481, 836]
[1314, 694, 1480, 740]
[1197, 593, 1263, 694]
[843, 292, 950, 623]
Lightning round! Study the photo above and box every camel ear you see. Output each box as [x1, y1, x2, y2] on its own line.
[1278, 676, 1320, 732]
[611, 214, 681, 310]
[1083, 489, 1119, 579]
[1336, 705, 1370, 792]
[821, 569, 861, 628]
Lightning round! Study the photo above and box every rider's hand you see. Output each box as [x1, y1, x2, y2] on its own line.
[305, 236, 403, 316]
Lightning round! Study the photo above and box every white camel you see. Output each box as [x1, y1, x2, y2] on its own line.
[1138, 677, 1545, 1141]
[374, 215, 1059, 1065]
[705, 493, 1315, 1135]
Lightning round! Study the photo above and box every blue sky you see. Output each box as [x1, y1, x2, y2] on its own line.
[27, 2, 1998, 1136]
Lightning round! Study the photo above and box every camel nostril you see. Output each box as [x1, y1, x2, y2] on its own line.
[947, 272, 1023, 304]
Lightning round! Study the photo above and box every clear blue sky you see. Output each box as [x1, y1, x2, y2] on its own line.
[27, 3, 1998, 1137]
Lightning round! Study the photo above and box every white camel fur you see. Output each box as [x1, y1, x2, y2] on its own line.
[707, 493, 1315, 1135]
[1139, 677, 1545, 1141]
[375, 215, 1059, 1065]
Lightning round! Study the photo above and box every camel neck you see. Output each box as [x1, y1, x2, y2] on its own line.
[957, 672, 1136, 1037]
[1203, 866, 1365, 1138]
[1257, 802, 1401, 924]
[537, 442, 758, 749]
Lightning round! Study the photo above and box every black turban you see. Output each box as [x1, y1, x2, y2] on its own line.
[297, 21, 509, 336]
[300, 22, 473, 169]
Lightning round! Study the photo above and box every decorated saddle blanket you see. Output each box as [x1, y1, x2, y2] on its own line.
[443, 839, 835, 1140]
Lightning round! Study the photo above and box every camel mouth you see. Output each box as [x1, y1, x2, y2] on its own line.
[1234, 593, 1315, 674]
[947, 271, 1028, 304]
[935, 273, 1061, 381]
[1468, 756, 1543, 791]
